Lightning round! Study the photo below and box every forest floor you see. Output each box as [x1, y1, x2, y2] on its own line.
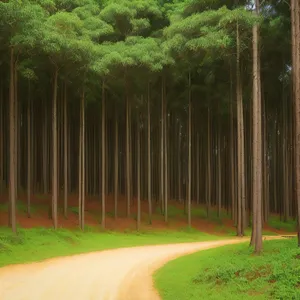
[0, 193, 296, 235]
[154, 237, 299, 300]
[1, 237, 283, 300]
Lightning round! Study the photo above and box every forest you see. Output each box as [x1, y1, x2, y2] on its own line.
[0, 0, 299, 256]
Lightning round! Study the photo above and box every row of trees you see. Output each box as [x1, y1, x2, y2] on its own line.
[0, 0, 299, 253]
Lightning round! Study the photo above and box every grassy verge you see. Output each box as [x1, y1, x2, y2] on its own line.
[0, 226, 221, 268]
[154, 238, 300, 300]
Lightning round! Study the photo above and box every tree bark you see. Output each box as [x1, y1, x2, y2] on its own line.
[64, 82, 68, 219]
[147, 83, 152, 224]
[9, 47, 16, 233]
[251, 0, 263, 252]
[52, 67, 58, 229]
[188, 72, 192, 227]
[101, 81, 106, 228]
[27, 83, 31, 218]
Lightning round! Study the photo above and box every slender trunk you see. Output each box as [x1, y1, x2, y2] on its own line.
[251, 0, 263, 252]
[9, 47, 16, 233]
[114, 109, 118, 219]
[101, 81, 106, 228]
[137, 117, 141, 230]
[27, 83, 31, 218]
[196, 133, 200, 205]
[147, 83, 152, 224]
[178, 124, 182, 202]
[207, 107, 211, 216]
[188, 72, 192, 227]
[126, 82, 131, 217]
[81, 90, 85, 230]
[43, 101, 48, 194]
[0, 76, 3, 193]
[163, 78, 168, 223]
[64, 83, 68, 219]
[237, 21, 246, 236]
[52, 67, 58, 229]
[160, 77, 164, 216]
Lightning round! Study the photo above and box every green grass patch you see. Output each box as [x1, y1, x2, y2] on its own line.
[268, 216, 296, 232]
[155, 205, 229, 224]
[0, 226, 221, 268]
[155, 238, 300, 300]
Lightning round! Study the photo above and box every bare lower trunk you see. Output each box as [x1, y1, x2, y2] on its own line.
[64, 83, 68, 219]
[27, 84, 31, 218]
[114, 109, 118, 219]
[147, 84, 152, 224]
[52, 67, 58, 229]
[101, 81, 106, 228]
[9, 47, 16, 233]
[188, 72, 192, 227]
[137, 118, 141, 230]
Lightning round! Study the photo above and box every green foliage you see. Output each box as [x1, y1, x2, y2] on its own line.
[0, 227, 220, 267]
[155, 238, 300, 300]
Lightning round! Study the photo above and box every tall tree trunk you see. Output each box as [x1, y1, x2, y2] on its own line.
[0, 76, 3, 194]
[291, 0, 300, 245]
[188, 72, 192, 227]
[64, 82, 68, 219]
[147, 83, 152, 224]
[251, 0, 263, 252]
[237, 21, 246, 236]
[81, 90, 85, 230]
[126, 82, 131, 217]
[101, 81, 106, 228]
[196, 133, 200, 205]
[207, 107, 211, 216]
[52, 67, 58, 229]
[27, 83, 31, 218]
[160, 77, 165, 216]
[9, 47, 16, 233]
[137, 117, 141, 230]
[163, 78, 168, 223]
[114, 108, 119, 219]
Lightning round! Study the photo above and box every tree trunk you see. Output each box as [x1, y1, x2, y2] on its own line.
[291, 0, 300, 245]
[101, 81, 106, 228]
[137, 117, 141, 230]
[27, 83, 31, 218]
[114, 108, 118, 219]
[9, 47, 16, 233]
[188, 72, 192, 227]
[126, 83, 131, 217]
[251, 0, 263, 253]
[236, 21, 246, 236]
[52, 67, 58, 229]
[64, 82, 68, 219]
[147, 83, 152, 224]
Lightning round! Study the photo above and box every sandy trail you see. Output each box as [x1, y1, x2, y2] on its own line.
[0, 237, 280, 300]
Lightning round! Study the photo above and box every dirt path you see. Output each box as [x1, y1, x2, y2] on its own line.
[0, 237, 280, 300]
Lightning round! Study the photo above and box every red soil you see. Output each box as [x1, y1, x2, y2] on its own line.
[0, 193, 289, 236]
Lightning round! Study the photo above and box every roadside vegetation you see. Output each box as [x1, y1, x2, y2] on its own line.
[155, 238, 299, 300]
[0, 226, 220, 268]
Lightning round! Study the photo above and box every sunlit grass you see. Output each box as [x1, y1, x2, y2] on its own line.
[155, 238, 300, 300]
[0, 226, 222, 267]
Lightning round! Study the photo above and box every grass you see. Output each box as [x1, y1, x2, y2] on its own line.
[154, 238, 300, 300]
[268, 216, 296, 232]
[0, 226, 222, 268]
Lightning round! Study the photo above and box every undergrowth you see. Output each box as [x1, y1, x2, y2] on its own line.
[0, 226, 220, 267]
[155, 238, 300, 300]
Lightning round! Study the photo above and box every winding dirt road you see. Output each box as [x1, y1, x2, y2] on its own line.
[0, 237, 278, 300]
